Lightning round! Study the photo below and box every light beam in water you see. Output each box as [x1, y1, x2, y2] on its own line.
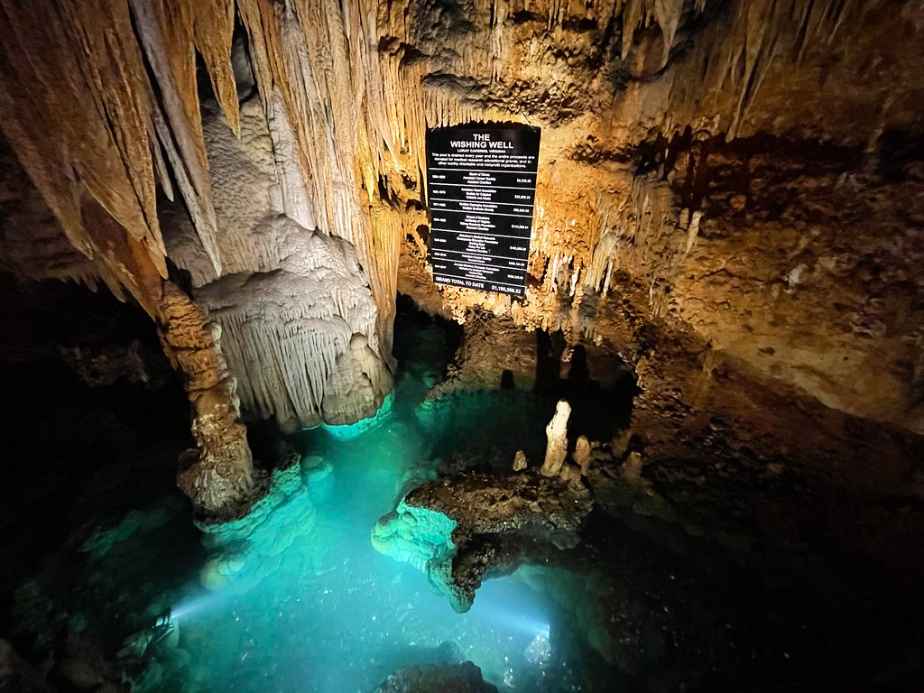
[170, 590, 227, 622]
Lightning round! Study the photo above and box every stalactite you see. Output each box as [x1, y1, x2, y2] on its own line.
[0, 0, 266, 304]
[0, 0, 902, 467]
[0, 0, 163, 280]
[190, 0, 242, 136]
[0, 0, 872, 329]
[130, 0, 223, 276]
[661, 0, 880, 143]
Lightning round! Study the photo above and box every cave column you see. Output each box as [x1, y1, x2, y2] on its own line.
[157, 282, 253, 515]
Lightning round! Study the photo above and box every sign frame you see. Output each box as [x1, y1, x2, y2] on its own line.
[425, 122, 541, 298]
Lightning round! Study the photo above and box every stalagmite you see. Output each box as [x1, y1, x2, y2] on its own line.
[574, 435, 592, 476]
[540, 400, 572, 478]
[0, 0, 916, 538]
[512, 450, 528, 472]
[158, 283, 254, 516]
[623, 451, 644, 483]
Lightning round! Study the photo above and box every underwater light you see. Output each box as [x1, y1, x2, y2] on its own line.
[475, 587, 550, 637]
[170, 591, 226, 622]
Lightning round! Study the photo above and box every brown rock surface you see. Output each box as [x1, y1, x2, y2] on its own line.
[374, 661, 497, 693]
[159, 283, 254, 516]
[0, 0, 920, 540]
[404, 471, 593, 609]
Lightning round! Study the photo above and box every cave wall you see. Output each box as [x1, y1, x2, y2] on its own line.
[388, 0, 923, 436]
[382, 0, 924, 567]
[0, 0, 921, 524]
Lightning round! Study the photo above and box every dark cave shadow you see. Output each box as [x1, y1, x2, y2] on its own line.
[534, 329, 637, 445]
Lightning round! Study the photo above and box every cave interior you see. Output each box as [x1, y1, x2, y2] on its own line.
[0, 1, 922, 692]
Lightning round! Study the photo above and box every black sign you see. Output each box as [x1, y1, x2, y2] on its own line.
[426, 123, 540, 297]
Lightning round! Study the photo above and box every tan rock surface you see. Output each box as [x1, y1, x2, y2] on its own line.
[0, 0, 920, 532]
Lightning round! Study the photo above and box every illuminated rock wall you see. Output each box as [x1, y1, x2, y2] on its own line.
[166, 95, 391, 430]
[0, 0, 921, 520]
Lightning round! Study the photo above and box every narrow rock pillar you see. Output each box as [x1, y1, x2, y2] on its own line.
[157, 282, 253, 515]
[540, 400, 572, 477]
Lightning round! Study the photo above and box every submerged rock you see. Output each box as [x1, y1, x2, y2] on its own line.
[301, 456, 335, 504]
[371, 500, 461, 607]
[197, 462, 317, 592]
[374, 661, 497, 693]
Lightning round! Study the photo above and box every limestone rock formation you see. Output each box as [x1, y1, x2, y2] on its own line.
[377, 472, 593, 612]
[159, 283, 253, 516]
[0, 0, 920, 560]
[573, 435, 592, 475]
[540, 400, 572, 477]
[168, 96, 393, 430]
[512, 450, 528, 472]
[194, 219, 390, 431]
[323, 334, 394, 425]
[425, 314, 539, 398]
[623, 451, 644, 483]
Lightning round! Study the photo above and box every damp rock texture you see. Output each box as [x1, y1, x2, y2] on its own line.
[426, 314, 539, 398]
[401, 472, 593, 611]
[0, 0, 921, 546]
[58, 340, 166, 390]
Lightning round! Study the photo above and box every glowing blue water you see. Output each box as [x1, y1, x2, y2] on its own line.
[71, 388, 560, 693]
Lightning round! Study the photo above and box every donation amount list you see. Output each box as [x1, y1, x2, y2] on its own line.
[426, 126, 540, 297]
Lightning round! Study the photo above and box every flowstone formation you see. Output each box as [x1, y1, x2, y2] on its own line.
[169, 95, 393, 431]
[193, 221, 391, 431]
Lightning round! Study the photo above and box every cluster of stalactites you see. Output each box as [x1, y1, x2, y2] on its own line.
[0, 0, 873, 333]
[513, 0, 866, 340]
[0, 0, 244, 313]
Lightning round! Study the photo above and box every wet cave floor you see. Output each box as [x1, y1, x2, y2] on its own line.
[6, 303, 923, 692]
